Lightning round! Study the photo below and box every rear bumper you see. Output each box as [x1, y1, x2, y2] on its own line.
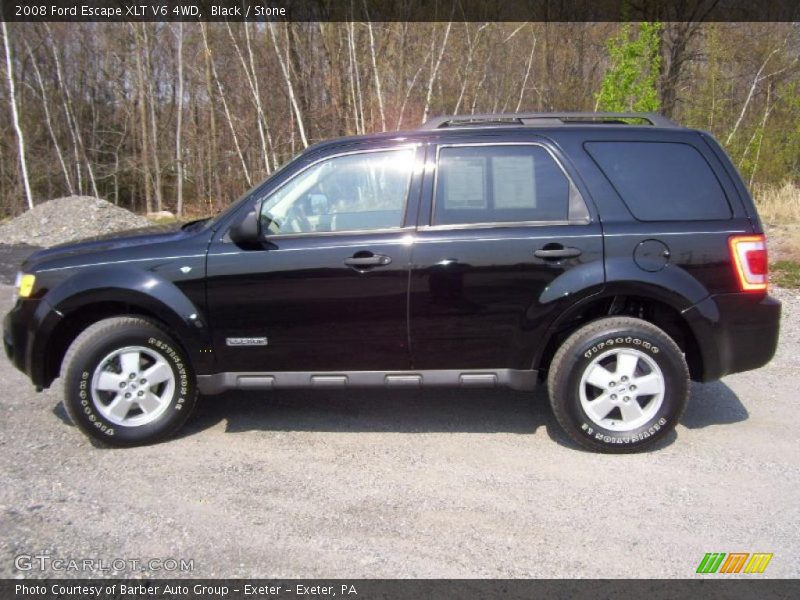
[684, 292, 781, 382]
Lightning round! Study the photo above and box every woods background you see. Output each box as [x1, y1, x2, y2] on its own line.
[1, 20, 799, 219]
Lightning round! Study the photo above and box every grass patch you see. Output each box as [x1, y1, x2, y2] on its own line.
[771, 260, 800, 289]
[753, 183, 800, 224]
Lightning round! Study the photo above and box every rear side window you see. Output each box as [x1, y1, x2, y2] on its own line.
[434, 145, 570, 226]
[585, 141, 731, 221]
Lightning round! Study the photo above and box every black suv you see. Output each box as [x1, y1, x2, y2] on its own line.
[4, 112, 781, 452]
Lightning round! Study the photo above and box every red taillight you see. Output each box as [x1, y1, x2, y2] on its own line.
[729, 234, 768, 292]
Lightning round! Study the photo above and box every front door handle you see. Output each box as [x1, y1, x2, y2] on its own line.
[534, 246, 582, 259]
[344, 254, 392, 267]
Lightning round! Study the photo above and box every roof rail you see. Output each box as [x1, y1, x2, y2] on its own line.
[420, 112, 680, 130]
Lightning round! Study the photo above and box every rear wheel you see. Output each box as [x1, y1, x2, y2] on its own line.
[547, 317, 689, 453]
[62, 317, 196, 447]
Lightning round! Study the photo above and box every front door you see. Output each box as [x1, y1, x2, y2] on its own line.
[206, 145, 421, 373]
[409, 141, 604, 370]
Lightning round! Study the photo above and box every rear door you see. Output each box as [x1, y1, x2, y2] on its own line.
[408, 139, 604, 370]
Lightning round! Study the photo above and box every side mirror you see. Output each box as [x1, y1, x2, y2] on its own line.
[229, 201, 262, 245]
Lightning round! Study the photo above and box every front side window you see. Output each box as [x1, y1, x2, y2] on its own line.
[258, 148, 415, 235]
[433, 145, 572, 226]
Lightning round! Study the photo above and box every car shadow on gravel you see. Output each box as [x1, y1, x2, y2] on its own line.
[184, 387, 555, 436]
[680, 380, 749, 429]
[48, 378, 747, 450]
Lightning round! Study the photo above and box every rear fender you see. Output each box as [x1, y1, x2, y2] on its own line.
[533, 259, 711, 372]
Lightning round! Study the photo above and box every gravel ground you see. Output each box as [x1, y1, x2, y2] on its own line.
[0, 196, 152, 247]
[0, 283, 798, 579]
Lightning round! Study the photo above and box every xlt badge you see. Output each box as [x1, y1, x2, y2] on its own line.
[226, 337, 268, 347]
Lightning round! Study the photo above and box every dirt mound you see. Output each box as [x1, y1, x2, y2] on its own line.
[0, 196, 153, 247]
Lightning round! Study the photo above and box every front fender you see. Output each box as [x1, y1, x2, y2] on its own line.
[33, 266, 212, 381]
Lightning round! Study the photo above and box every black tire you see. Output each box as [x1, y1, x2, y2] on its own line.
[547, 317, 689, 453]
[62, 316, 197, 447]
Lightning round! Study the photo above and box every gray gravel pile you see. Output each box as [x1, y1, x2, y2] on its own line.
[0, 196, 152, 248]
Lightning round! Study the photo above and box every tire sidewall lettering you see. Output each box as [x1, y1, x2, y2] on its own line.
[69, 330, 193, 439]
[584, 336, 660, 359]
[147, 337, 189, 410]
[574, 331, 677, 447]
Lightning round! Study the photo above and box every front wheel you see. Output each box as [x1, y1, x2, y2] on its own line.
[62, 317, 197, 447]
[547, 317, 689, 453]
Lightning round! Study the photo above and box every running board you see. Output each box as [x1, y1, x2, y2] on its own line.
[196, 369, 538, 395]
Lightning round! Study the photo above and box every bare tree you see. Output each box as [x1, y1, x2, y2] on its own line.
[44, 24, 99, 199]
[226, 22, 274, 175]
[142, 24, 163, 211]
[748, 83, 776, 187]
[2, 21, 33, 209]
[268, 22, 308, 148]
[423, 21, 453, 123]
[1, 22, 799, 218]
[201, 23, 252, 186]
[132, 24, 153, 212]
[24, 37, 74, 195]
[363, 7, 386, 131]
[515, 28, 538, 112]
[346, 21, 363, 134]
[174, 22, 185, 217]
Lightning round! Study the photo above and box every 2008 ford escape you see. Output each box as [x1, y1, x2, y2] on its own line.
[4, 112, 781, 452]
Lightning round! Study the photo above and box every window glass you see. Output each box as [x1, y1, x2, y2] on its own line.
[585, 141, 731, 221]
[434, 145, 570, 226]
[258, 148, 415, 234]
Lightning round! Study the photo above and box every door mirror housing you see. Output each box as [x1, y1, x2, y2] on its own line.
[229, 201, 262, 245]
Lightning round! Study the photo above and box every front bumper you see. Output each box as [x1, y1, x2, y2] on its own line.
[684, 292, 781, 382]
[4, 296, 61, 389]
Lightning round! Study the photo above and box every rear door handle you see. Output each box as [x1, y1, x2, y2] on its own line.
[534, 246, 582, 259]
[344, 254, 392, 267]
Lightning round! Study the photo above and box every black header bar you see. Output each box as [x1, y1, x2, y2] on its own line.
[2, 579, 800, 600]
[2, 0, 800, 22]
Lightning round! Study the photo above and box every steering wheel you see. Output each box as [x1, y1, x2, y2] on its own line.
[283, 206, 312, 233]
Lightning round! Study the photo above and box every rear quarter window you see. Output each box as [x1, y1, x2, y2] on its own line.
[584, 141, 732, 221]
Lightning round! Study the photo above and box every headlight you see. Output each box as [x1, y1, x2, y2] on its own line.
[15, 273, 35, 298]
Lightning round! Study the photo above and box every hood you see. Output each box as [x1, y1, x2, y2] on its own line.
[22, 221, 209, 274]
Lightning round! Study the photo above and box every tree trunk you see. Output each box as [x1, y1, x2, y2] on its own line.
[268, 23, 309, 147]
[25, 38, 74, 196]
[226, 22, 273, 176]
[132, 24, 153, 213]
[203, 34, 222, 212]
[423, 21, 453, 124]
[2, 21, 33, 210]
[175, 22, 184, 217]
[45, 24, 99, 199]
[142, 24, 163, 212]
[364, 12, 386, 131]
[201, 23, 252, 187]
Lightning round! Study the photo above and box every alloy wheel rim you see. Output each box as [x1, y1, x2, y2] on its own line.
[578, 347, 665, 432]
[90, 345, 175, 427]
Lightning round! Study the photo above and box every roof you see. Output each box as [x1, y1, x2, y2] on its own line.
[421, 112, 681, 130]
[303, 112, 687, 155]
